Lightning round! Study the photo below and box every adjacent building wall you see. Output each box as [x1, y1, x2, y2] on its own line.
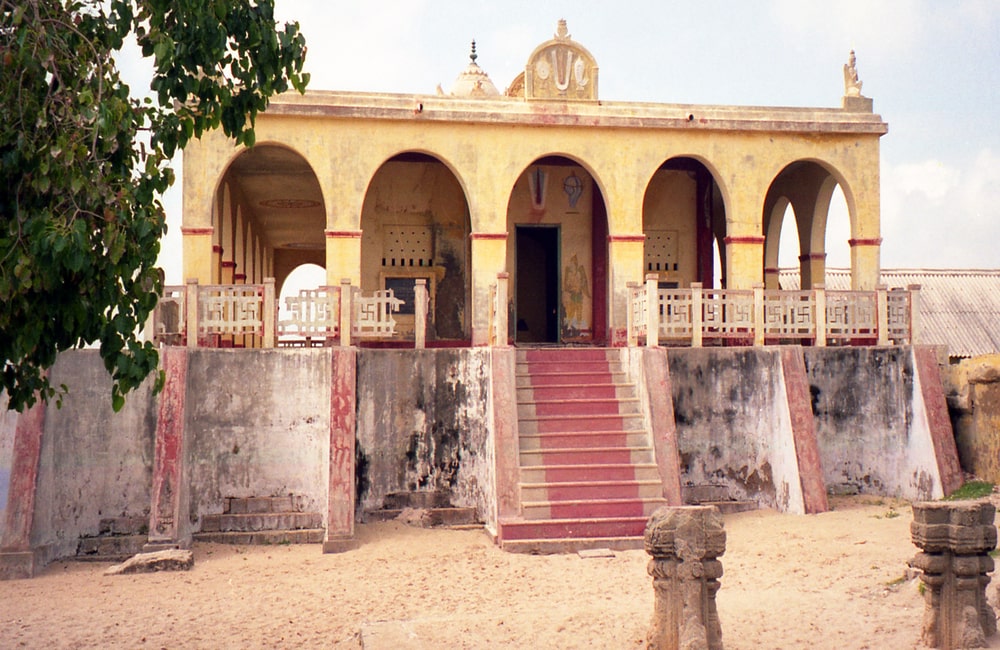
[355, 349, 494, 519]
[28, 351, 157, 564]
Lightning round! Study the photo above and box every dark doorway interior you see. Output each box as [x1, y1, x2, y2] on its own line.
[516, 225, 560, 344]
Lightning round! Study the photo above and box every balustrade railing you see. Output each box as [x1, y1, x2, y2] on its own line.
[628, 276, 918, 348]
[151, 276, 918, 350]
[152, 277, 429, 349]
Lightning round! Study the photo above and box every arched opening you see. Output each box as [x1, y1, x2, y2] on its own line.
[360, 152, 472, 343]
[642, 157, 725, 290]
[506, 156, 608, 345]
[214, 144, 326, 292]
[763, 161, 852, 289]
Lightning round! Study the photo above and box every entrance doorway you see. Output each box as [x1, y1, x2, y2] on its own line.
[515, 225, 560, 344]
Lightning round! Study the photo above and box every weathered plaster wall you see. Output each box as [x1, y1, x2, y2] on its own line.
[184, 349, 331, 529]
[29, 351, 156, 563]
[642, 169, 698, 286]
[355, 349, 493, 519]
[803, 346, 943, 500]
[0, 393, 17, 541]
[667, 348, 805, 512]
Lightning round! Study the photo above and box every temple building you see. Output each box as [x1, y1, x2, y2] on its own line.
[181, 20, 888, 347]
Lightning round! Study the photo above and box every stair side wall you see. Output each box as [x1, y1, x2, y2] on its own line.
[803, 346, 952, 501]
[667, 348, 806, 513]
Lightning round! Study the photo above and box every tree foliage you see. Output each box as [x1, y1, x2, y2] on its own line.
[0, 0, 308, 412]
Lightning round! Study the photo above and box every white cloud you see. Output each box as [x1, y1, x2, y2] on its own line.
[880, 149, 1000, 268]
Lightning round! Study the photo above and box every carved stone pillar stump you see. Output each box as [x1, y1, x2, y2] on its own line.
[910, 501, 997, 648]
[644, 505, 726, 650]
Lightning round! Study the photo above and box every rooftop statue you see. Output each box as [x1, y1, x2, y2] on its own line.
[843, 49, 864, 98]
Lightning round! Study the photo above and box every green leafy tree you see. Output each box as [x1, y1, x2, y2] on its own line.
[0, 0, 308, 412]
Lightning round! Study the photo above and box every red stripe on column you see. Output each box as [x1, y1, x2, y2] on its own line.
[147, 346, 188, 545]
[1, 399, 46, 551]
[325, 347, 358, 552]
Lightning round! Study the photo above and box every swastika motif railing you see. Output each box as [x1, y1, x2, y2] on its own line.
[277, 286, 341, 344]
[199, 284, 265, 336]
[352, 289, 403, 339]
[629, 276, 918, 348]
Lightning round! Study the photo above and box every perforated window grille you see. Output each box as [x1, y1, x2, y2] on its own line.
[383, 226, 433, 267]
[645, 230, 679, 272]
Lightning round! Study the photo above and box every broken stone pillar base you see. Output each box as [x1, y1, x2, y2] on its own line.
[910, 501, 997, 649]
[644, 505, 726, 650]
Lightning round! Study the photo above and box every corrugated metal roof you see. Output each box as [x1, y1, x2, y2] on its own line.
[779, 268, 1000, 359]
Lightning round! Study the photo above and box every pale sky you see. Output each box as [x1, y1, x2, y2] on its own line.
[152, 1, 1000, 282]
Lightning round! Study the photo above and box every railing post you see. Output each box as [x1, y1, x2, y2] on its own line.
[814, 283, 827, 347]
[753, 282, 765, 346]
[414, 279, 428, 349]
[185, 278, 199, 348]
[691, 282, 704, 348]
[262, 277, 276, 348]
[339, 278, 352, 347]
[908, 284, 922, 344]
[876, 284, 889, 346]
[627, 282, 639, 347]
[645, 273, 659, 347]
[496, 272, 509, 347]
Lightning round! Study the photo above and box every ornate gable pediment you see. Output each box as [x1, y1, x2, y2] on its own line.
[524, 20, 599, 102]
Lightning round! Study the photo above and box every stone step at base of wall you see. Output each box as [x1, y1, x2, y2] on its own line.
[362, 507, 479, 527]
[499, 515, 649, 541]
[501, 535, 645, 554]
[199, 512, 323, 533]
[225, 495, 300, 515]
[701, 500, 757, 515]
[76, 534, 148, 561]
[192, 529, 325, 545]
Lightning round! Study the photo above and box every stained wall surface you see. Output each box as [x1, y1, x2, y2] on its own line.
[28, 351, 157, 563]
[183, 349, 332, 531]
[355, 349, 494, 520]
[667, 348, 805, 512]
[803, 346, 944, 500]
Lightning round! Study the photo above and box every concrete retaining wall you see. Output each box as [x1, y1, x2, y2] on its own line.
[355, 349, 494, 520]
[803, 346, 945, 500]
[667, 348, 806, 513]
[29, 351, 157, 563]
[184, 349, 332, 531]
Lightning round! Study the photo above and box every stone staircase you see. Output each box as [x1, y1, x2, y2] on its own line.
[499, 348, 666, 553]
[193, 496, 324, 545]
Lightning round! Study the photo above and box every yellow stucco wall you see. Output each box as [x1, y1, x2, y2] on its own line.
[182, 89, 887, 344]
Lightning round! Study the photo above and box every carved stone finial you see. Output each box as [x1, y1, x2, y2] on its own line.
[555, 19, 570, 40]
[470, 39, 478, 64]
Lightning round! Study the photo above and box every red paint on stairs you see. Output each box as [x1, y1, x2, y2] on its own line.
[499, 348, 667, 552]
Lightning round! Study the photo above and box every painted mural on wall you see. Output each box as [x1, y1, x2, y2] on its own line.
[562, 253, 591, 340]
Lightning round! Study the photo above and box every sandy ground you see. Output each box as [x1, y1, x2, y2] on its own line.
[4, 496, 1000, 649]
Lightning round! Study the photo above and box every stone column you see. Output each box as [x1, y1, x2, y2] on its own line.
[910, 501, 997, 649]
[644, 506, 726, 650]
